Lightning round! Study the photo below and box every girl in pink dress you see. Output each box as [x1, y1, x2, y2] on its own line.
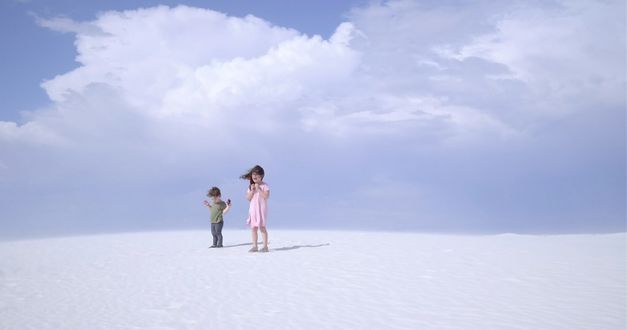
[240, 165, 270, 252]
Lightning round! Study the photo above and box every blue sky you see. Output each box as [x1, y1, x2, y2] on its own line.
[0, 0, 625, 239]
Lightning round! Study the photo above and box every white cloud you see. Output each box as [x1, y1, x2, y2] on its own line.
[0, 120, 67, 146]
[33, 15, 100, 35]
[9, 1, 621, 149]
[159, 22, 360, 122]
[39, 6, 301, 107]
[449, 0, 626, 113]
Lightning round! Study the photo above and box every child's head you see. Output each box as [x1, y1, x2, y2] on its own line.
[207, 187, 222, 203]
[240, 165, 265, 185]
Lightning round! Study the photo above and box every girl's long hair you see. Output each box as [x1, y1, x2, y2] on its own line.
[240, 165, 265, 185]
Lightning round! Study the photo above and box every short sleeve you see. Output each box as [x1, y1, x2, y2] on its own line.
[262, 184, 270, 192]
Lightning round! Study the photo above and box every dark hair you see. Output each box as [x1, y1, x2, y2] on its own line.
[240, 165, 265, 185]
[207, 187, 221, 197]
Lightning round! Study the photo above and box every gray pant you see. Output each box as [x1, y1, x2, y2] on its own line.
[211, 222, 223, 246]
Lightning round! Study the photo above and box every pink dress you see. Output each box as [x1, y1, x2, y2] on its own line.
[246, 182, 269, 228]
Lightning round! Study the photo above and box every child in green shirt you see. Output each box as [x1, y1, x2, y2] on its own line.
[203, 187, 231, 248]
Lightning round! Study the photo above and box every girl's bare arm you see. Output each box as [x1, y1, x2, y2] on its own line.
[255, 183, 269, 199]
[261, 190, 270, 200]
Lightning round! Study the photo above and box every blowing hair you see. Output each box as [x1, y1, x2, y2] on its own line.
[240, 165, 265, 185]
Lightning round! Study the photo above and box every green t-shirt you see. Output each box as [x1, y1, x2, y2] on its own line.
[210, 201, 227, 223]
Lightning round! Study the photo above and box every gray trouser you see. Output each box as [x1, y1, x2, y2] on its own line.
[211, 221, 223, 246]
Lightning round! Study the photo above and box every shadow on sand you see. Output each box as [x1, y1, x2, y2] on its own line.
[217, 242, 331, 251]
[272, 243, 331, 251]
[220, 242, 261, 248]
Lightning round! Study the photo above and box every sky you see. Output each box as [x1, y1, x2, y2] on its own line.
[0, 0, 625, 239]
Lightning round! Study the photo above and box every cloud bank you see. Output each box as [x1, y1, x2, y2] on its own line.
[1, 1, 624, 237]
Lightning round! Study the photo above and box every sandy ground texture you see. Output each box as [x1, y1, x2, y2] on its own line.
[0, 230, 625, 329]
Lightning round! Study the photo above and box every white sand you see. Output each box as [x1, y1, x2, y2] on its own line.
[0, 230, 625, 329]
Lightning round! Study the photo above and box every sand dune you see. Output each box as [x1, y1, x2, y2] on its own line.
[0, 230, 625, 329]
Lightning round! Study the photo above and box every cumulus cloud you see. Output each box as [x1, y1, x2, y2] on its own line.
[0, 1, 624, 237]
[448, 0, 626, 112]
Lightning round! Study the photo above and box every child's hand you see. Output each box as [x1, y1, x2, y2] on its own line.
[203, 200, 210, 207]
[227, 199, 231, 206]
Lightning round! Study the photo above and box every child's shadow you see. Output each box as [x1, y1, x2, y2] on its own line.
[273, 243, 330, 251]
[221, 242, 260, 248]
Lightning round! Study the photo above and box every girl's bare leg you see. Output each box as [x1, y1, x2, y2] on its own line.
[260, 226, 268, 249]
[251, 227, 258, 249]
